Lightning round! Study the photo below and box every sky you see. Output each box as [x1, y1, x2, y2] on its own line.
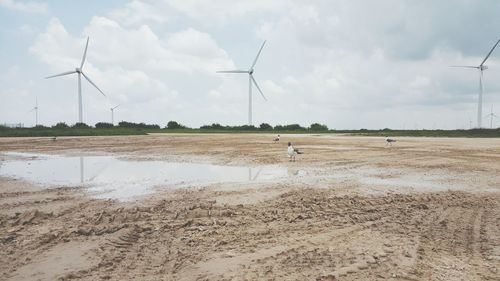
[1, 0, 500, 129]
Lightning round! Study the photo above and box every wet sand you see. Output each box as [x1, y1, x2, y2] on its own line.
[0, 134, 499, 280]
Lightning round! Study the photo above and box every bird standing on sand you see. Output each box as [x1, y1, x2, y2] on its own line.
[273, 134, 280, 143]
[287, 142, 302, 161]
[385, 136, 396, 146]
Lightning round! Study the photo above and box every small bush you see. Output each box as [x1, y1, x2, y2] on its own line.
[72, 122, 91, 129]
[200, 123, 225, 130]
[52, 122, 69, 129]
[95, 122, 114, 128]
[309, 123, 328, 131]
[234, 125, 257, 130]
[282, 124, 306, 130]
[259, 123, 273, 130]
[166, 121, 187, 129]
[118, 121, 160, 129]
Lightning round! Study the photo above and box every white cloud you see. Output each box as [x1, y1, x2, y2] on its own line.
[3, 0, 500, 129]
[0, 0, 47, 13]
[30, 16, 235, 74]
[27, 14, 240, 126]
[108, 0, 167, 27]
[165, 0, 289, 24]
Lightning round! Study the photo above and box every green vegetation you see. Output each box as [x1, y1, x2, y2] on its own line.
[0, 121, 499, 137]
[166, 121, 187, 129]
[0, 126, 148, 137]
[342, 128, 500, 138]
[95, 122, 114, 128]
[118, 121, 160, 129]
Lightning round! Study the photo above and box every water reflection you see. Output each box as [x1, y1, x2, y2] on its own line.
[248, 167, 262, 181]
[80, 156, 84, 183]
[0, 153, 290, 200]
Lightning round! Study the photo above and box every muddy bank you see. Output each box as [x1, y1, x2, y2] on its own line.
[0, 134, 499, 280]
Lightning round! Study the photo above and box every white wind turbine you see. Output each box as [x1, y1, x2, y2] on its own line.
[450, 39, 500, 128]
[217, 41, 267, 125]
[484, 105, 499, 129]
[45, 36, 106, 123]
[110, 104, 120, 125]
[29, 97, 38, 126]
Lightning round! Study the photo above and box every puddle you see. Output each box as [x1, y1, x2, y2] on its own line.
[300, 145, 369, 151]
[357, 169, 468, 192]
[0, 152, 290, 201]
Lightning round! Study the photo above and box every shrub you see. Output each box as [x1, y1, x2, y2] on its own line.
[166, 121, 186, 129]
[200, 123, 225, 130]
[233, 125, 257, 130]
[118, 121, 159, 129]
[259, 123, 273, 130]
[95, 122, 114, 128]
[52, 122, 69, 129]
[282, 124, 305, 130]
[72, 122, 91, 129]
[309, 123, 328, 131]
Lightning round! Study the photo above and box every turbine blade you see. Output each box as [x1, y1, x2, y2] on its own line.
[448, 65, 478, 68]
[250, 75, 267, 101]
[81, 72, 106, 97]
[81, 37, 89, 69]
[216, 70, 249, 73]
[480, 39, 500, 66]
[112, 104, 120, 110]
[45, 70, 77, 79]
[250, 40, 266, 70]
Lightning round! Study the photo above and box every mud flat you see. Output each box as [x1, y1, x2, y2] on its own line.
[0, 134, 499, 280]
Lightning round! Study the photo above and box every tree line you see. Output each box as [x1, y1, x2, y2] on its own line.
[4, 121, 329, 131]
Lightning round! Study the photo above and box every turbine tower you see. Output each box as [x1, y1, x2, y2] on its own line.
[450, 39, 500, 128]
[29, 97, 38, 126]
[484, 105, 498, 129]
[110, 104, 120, 125]
[217, 40, 267, 125]
[45, 36, 106, 123]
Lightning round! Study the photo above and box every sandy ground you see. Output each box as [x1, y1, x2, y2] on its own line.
[0, 134, 499, 280]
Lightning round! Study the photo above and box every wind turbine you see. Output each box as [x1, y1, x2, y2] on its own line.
[217, 40, 267, 125]
[29, 97, 38, 126]
[45, 36, 106, 123]
[110, 104, 120, 125]
[450, 39, 500, 128]
[484, 105, 499, 129]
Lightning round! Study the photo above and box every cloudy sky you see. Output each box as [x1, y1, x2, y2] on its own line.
[1, 0, 500, 129]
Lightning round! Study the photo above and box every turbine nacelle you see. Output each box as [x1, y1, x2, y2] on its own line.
[44, 36, 106, 123]
[450, 38, 500, 128]
[217, 40, 267, 125]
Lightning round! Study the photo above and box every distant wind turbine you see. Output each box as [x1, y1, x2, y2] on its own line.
[110, 104, 120, 125]
[45, 36, 106, 123]
[217, 40, 267, 125]
[29, 97, 38, 126]
[450, 39, 500, 128]
[484, 105, 499, 129]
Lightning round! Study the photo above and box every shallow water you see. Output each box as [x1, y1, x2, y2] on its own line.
[0, 152, 289, 200]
